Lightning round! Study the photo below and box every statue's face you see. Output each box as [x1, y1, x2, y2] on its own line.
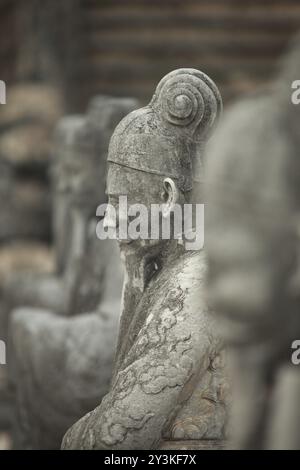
[104, 163, 165, 249]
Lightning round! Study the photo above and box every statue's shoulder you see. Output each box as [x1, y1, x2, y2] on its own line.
[176, 249, 207, 286]
[153, 249, 207, 302]
[141, 249, 211, 331]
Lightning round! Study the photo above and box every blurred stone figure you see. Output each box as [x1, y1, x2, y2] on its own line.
[0, 86, 63, 425]
[62, 69, 228, 450]
[5, 97, 138, 318]
[8, 96, 138, 449]
[2, 116, 85, 323]
[205, 35, 300, 449]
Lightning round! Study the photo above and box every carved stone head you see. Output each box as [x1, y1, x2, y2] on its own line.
[104, 69, 222, 250]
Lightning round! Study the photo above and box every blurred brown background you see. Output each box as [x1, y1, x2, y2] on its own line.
[0, 0, 299, 255]
[2, 0, 300, 109]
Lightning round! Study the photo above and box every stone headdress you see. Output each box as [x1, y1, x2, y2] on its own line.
[108, 68, 222, 191]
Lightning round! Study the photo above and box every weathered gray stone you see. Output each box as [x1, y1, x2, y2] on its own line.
[205, 35, 300, 449]
[62, 69, 228, 450]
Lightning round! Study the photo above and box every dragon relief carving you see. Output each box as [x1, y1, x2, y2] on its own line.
[87, 286, 195, 447]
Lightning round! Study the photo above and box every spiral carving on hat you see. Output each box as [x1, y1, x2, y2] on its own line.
[152, 69, 222, 140]
[164, 82, 205, 127]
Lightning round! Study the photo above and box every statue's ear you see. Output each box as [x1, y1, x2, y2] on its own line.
[162, 177, 180, 218]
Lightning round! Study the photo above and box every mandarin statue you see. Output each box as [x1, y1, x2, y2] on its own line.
[205, 35, 300, 449]
[8, 96, 138, 449]
[62, 69, 229, 450]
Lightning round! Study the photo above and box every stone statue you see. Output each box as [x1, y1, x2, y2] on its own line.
[3, 115, 86, 319]
[62, 69, 228, 450]
[205, 35, 300, 449]
[6, 96, 138, 449]
[4, 96, 138, 323]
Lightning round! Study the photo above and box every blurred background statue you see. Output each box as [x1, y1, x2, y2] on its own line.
[0, 96, 134, 343]
[205, 34, 300, 449]
[6, 96, 138, 449]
